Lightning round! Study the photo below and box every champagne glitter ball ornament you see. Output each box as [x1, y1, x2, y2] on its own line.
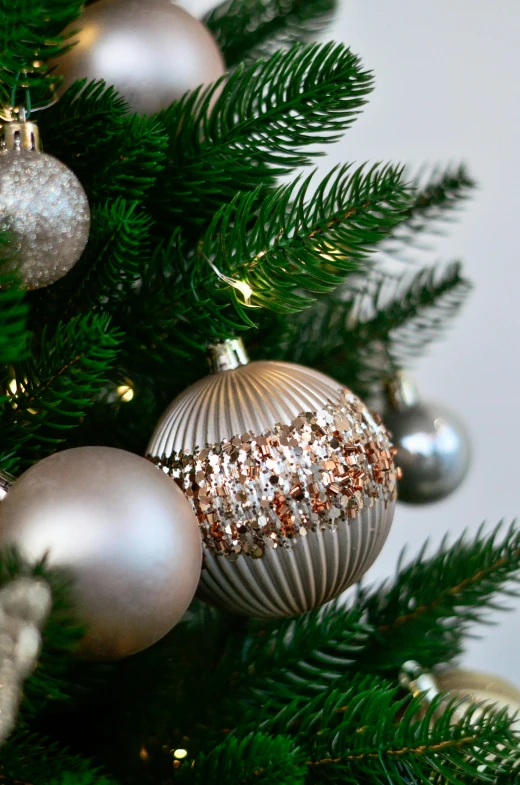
[54, 0, 226, 115]
[0, 115, 90, 289]
[381, 374, 470, 504]
[0, 447, 202, 660]
[147, 339, 398, 618]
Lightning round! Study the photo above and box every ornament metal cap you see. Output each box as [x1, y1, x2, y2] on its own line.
[207, 337, 249, 373]
[0, 109, 41, 153]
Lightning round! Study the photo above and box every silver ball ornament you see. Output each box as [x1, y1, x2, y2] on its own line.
[54, 0, 226, 115]
[382, 376, 470, 504]
[0, 447, 202, 660]
[0, 120, 90, 289]
[147, 339, 397, 618]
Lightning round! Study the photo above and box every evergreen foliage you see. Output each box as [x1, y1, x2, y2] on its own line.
[151, 42, 374, 225]
[0, 314, 121, 473]
[0, 0, 509, 784]
[265, 261, 472, 393]
[0, 0, 83, 106]
[205, 0, 336, 67]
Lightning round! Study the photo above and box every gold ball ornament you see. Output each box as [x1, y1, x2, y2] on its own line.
[0, 117, 90, 289]
[0, 447, 203, 660]
[147, 339, 398, 618]
[401, 661, 520, 731]
[54, 0, 226, 115]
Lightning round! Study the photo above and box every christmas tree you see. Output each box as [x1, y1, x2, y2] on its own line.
[0, 1, 518, 783]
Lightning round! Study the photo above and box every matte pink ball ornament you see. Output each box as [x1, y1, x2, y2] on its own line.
[0, 447, 203, 660]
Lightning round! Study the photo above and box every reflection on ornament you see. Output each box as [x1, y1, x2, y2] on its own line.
[147, 338, 397, 618]
[381, 373, 470, 504]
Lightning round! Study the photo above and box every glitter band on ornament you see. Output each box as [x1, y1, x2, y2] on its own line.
[148, 390, 399, 559]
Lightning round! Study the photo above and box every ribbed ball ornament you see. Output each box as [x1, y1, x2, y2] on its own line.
[147, 339, 398, 618]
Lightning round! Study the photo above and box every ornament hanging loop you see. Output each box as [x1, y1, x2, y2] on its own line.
[207, 338, 249, 373]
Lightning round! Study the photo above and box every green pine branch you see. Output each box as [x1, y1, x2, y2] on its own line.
[177, 733, 307, 785]
[232, 602, 369, 707]
[39, 81, 168, 203]
[303, 685, 515, 784]
[0, 0, 83, 106]
[0, 313, 121, 472]
[263, 262, 470, 393]
[354, 522, 520, 673]
[0, 233, 30, 370]
[384, 164, 477, 253]
[117, 233, 241, 368]
[0, 729, 117, 785]
[199, 163, 410, 317]
[234, 676, 516, 785]
[0, 277, 29, 369]
[352, 262, 472, 366]
[38, 80, 129, 166]
[55, 199, 153, 314]
[205, 0, 337, 67]
[151, 42, 374, 226]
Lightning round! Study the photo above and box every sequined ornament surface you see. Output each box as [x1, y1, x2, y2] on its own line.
[0, 117, 90, 289]
[147, 339, 398, 617]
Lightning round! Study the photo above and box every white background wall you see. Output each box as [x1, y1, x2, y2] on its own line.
[184, 0, 520, 681]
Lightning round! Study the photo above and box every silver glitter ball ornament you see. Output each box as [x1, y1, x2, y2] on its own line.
[0, 118, 90, 289]
[147, 339, 397, 618]
[0, 447, 202, 660]
[381, 374, 470, 504]
[54, 0, 226, 115]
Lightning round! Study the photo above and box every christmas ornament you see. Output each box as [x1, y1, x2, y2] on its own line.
[0, 577, 51, 745]
[401, 661, 520, 731]
[0, 447, 202, 660]
[54, 0, 226, 115]
[147, 339, 398, 618]
[0, 112, 90, 289]
[380, 373, 470, 504]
